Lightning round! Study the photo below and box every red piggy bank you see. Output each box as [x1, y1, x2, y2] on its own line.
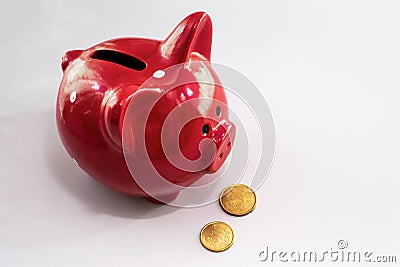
[56, 12, 235, 203]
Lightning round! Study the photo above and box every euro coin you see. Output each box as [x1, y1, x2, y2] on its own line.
[200, 221, 234, 252]
[219, 184, 256, 216]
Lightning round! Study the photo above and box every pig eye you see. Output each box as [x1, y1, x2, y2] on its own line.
[202, 124, 210, 136]
[216, 106, 221, 117]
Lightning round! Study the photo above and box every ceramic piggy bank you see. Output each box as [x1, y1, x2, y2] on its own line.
[56, 12, 235, 203]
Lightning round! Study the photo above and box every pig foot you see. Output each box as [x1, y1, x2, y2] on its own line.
[144, 192, 179, 204]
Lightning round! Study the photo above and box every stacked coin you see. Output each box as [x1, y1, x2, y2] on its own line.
[200, 184, 257, 252]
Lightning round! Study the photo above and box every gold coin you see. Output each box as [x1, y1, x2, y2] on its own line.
[219, 184, 256, 216]
[200, 221, 234, 252]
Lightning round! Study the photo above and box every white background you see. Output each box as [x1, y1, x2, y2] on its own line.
[1, 1, 399, 266]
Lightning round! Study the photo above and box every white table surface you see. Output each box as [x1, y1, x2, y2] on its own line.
[1, 1, 399, 266]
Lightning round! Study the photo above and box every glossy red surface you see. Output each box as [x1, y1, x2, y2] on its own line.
[56, 12, 236, 201]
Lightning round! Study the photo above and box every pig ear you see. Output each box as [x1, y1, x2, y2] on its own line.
[161, 12, 213, 62]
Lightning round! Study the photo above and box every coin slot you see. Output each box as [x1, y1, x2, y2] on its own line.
[91, 49, 146, 71]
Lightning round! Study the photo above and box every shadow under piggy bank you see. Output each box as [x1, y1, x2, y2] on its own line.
[43, 109, 178, 219]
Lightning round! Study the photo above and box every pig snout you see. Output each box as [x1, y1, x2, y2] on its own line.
[207, 120, 236, 173]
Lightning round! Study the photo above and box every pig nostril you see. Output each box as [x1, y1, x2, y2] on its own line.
[202, 124, 210, 136]
[219, 153, 223, 159]
[227, 142, 231, 147]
